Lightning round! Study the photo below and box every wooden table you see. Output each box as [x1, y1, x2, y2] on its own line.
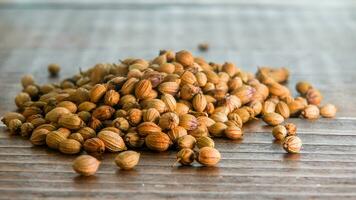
[1, 0, 356, 199]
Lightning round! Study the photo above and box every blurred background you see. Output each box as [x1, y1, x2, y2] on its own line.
[0, 0, 355, 116]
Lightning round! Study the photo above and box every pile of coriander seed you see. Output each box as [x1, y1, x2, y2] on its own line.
[1, 50, 337, 176]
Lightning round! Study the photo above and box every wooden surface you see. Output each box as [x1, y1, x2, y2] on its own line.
[1, 0, 356, 199]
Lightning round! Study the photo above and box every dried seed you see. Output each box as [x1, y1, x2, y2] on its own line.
[196, 147, 221, 167]
[115, 151, 140, 170]
[72, 155, 100, 176]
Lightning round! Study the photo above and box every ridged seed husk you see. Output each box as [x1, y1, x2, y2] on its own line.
[84, 138, 106, 155]
[262, 112, 284, 126]
[137, 122, 162, 137]
[176, 148, 195, 165]
[196, 136, 215, 149]
[46, 130, 71, 149]
[30, 129, 50, 145]
[145, 132, 171, 152]
[97, 131, 127, 152]
[115, 151, 140, 170]
[196, 147, 221, 166]
[72, 155, 100, 176]
[59, 139, 82, 154]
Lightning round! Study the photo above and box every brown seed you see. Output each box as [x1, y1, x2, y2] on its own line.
[197, 116, 216, 128]
[306, 88, 322, 105]
[115, 151, 140, 170]
[266, 82, 290, 97]
[22, 106, 42, 118]
[30, 129, 50, 145]
[179, 114, 199, 131]
[167, 126, 188, 142]
[59, 139, 82, 154]
[141, 99, 167, 113]
[78, 101, 97, 112]
[288, 100, 306, 116]
[232, 85, 255, 105]
[196, 147, 221, 167]
[127, 108, 142, 126]
[283, 136, 302, 153]
[46, 130, 71, 149]
[180, 84, 200, 100]
[2, 112, 25, 126]
[301, 105, 320, 119]
[198, 43, 209, 52]
[320, 104, 337, 118]
[20, 122, 34, 138]
[145, 132, 171, 152]
[90, 84, 107, 103]
[77, 127, 96, 140]
[143, 108, 160, 123]
[152, 54, 167, 65]
[210, 112, 228, 123]
[77, 111, 91, 123]
[157, 63, 175, 74]
[158, 82, 180, 96]
[98, 130, 127, 152]
[275, 101, 290, 119]
[113, 117, 130, 132]
[121, 78, 139, 95]
[23, 85, 39, 98]
[35, 124, 57, 132]
[175, 103, 190, 116]
[104, 90, 120, 106]
[188, 124, 209, 138]
[67, 132, 83, 143]
[196, 136, 215, 149]
[228, 77, 243, 91]
[176, 148, 195, 166]
[192, 93, 207, 112]
[15, 92, 31, 108]
[262, 113, 284, 126]
[208, 122, 227, 138]
[177, 135, 196, 149]
[181, 71, 197, 86]
[21, 74, 35, 88]
[58, 114, 84, 130]
[48, 63, 61, 77]
[135, 80, 152, 99]
[272, 125, 287, 140]
[204, 70, 220, 84]
[101, 127, 123, 136]
[72, 155, 100, 176]
[195, 72, 208, 87]
[234, 107, 252, 124]
[161, 94, 177, 112]
[92, 105, 115, 121]
[57, 101, 77, 113]
[159, 112, 179, 130]
[45, 107, 71, 123]
[296, 81, 312, 95]
[7, 119, 22, 135]
[222, 62, 238, 77]
[83, 138, 106, 155]
[176, 50, 194, 67]
[124, 132, 145, 149]
[224, 125, 243, 140]
[285, 123, 297, 136]
[137, 122, 162, 137]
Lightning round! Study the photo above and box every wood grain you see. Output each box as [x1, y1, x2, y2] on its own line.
[0, 0, 356, 199]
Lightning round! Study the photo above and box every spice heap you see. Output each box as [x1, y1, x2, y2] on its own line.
[1, 50, 336, 176]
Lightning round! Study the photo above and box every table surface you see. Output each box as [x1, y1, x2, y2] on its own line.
[1, 0, 356, 199]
